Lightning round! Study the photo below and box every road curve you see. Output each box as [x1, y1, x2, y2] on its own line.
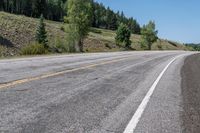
[0, 51, 197, 133]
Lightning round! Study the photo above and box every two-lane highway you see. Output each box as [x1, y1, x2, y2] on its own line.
[0, 51, 197, 133]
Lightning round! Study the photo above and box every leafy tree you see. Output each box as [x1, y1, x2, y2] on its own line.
[36, 14, 48, 48]
[65, 0, 92, 52]
[115, 23, 131, 48]
[141, 21, 158, 50]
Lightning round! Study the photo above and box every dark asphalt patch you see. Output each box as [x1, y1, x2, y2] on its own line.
[181, 53, 200, 133]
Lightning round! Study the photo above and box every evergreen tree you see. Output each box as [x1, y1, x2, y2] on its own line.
[0, 0, 141, 31]
[0, 0, 4, 11]
[36, 14, 48, 48]
[33, 0, 47, 17]
[120, 11, 125, 24]
[105, 7, 117, 30]
[115, 23, 131, 48]
[141, 21, 158, 50]
[128, 18, 141, 34]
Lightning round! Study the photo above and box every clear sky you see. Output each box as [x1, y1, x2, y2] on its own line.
[95, 0, 200, 43]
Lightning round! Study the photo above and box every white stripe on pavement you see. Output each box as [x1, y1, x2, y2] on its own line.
[123, 55, 183, 133]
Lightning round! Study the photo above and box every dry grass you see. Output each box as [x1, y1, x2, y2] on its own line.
[0, 12, 189, 56]
[86, 27, 188, 51]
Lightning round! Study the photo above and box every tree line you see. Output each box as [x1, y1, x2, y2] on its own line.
[0, 0, 141, 34]
[185, 43, 200, 51]
[0, 0, 66, 21]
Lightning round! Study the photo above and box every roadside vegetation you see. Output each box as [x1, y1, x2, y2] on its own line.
[64, 0, 92, 52]
[0, 0, 141, 34]
[115, 23, 131, 49]
[20, 42, 47, 55]
[184, 43, 200, 51]
[141, 21, 158, 50]
[20, 14, 48, 55]
[0, 0, 190, 57]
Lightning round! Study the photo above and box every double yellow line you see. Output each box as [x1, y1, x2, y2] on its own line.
[0, 56, 133, 90]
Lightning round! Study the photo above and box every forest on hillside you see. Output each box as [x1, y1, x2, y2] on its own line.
[0, 0, 189, 57]
[0, 0, 141, 34]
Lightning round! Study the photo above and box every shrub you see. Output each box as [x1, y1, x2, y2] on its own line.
[90, 28, 102, 34]
[157, 44, 163, 50]
[20, 42, 47, 55]
[49, 37, 76, 53]
[50, 37, 68, 53]
[60, 26, 65, 31]
[104, 43, 112, 49]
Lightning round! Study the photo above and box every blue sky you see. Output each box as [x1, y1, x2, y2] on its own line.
[95, 0, 200, 43]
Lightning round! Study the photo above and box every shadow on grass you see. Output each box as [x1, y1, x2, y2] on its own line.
[0, 36, 14, 47]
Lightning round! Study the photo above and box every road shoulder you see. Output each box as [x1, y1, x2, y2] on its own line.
[181, 53, 200, 133]
[133, 54, 187, 133]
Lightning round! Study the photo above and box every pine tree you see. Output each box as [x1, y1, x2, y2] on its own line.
[36, 14, 48, 48]
[33, 0, 47, 17]
[128, 18, 141, 34]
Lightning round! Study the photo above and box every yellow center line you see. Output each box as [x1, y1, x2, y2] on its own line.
[0, 55, 133, 90]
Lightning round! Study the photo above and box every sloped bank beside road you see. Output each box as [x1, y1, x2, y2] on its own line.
[0, 12, 189, 57]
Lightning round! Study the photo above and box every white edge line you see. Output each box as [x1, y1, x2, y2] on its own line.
[123, 55, 183, 133]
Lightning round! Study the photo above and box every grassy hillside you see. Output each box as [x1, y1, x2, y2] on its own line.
[0, 12, 188, 56]
[87, 28, 187, 51]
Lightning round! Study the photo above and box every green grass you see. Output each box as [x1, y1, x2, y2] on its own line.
[0, 11, 66, 56]
[0, 11, 189, 57]
[20, 42, 47, 55]
[87, 27, 188, 51]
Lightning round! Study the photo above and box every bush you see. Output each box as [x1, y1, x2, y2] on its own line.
[104, 43, 112, 49]
[49, 37, 76, 53]
[157, 44, 163, 50]
[20, 42, 47, 55]
[90, 28, 102, 34]
[51, 37, 68, 53]
[60, 26, 65, 31]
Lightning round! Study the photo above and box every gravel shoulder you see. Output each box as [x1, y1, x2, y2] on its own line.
[181, 53, 200, 133]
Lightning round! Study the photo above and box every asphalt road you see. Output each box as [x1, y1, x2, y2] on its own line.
[0, 51, 198, 133]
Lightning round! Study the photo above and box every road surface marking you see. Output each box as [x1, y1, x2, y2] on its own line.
[0, 52, 131, 63]
[0, 56, 134, 90]
[123, 55, 182, 133]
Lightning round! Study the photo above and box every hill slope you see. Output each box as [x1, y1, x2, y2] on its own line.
[0, 12, 188, 56]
